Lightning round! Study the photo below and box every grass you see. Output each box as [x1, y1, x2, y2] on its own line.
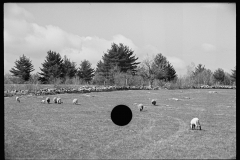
[4, 89, 236, 159]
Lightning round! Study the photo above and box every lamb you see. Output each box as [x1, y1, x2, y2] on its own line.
[16, 96, 20, 103]
[53, 97, 57, 103]
[72, 98, 78, 105]
[138, 103, 146, 111]
[46, 97, 50, 104]
[57, 98, 62, 104]
[41, 100, 45, 103]
[151, 99, 156, 105]
[190, 118, 201, 130]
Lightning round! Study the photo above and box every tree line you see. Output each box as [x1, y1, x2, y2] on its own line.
[6, 43, 236, 87]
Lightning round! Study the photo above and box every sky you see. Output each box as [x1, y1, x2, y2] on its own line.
[4, 3, 236, 76]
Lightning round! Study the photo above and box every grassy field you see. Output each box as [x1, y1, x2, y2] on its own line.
[4, 89, 236, 159]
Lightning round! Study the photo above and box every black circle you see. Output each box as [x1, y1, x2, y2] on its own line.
[111, 105, 133, 126]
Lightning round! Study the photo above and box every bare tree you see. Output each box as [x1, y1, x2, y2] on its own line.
[137, 56, 156, 88]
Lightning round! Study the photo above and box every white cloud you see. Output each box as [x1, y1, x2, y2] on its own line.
[135, 44, 160, 62]
[167, 56, 185, 69]
[4, 4, 140, 73]
[201, 43, 216, 52]
[112, 34, 138, 51]
[4, 3, 34, 20]
[167, 56, 186, 76]
[4, 3, 187, 76]
[4, 59, 11, 74]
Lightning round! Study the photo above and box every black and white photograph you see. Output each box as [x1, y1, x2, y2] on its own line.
[4, 3, 236, 159]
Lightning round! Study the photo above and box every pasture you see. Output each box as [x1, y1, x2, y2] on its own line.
[4, 89, 236, 159]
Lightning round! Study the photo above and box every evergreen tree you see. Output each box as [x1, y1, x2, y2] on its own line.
[193, 64, 205, 77]
[77, 60, 95, 83]
[9, 54, 34, 82]
[38, 50, 64, 84]
[151, 53, 177, 82]
[213, 68, 225, 84]
[230, 66, 236, 82]
[223, 72, 232, 85]
[62, 55, 77, 79]
[96, 43, 140, 78]
[152, 53, 168, 81]
[164, 62, 177, 81]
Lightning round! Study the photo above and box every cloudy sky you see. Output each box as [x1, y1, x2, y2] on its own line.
[4, 3, 236, 76]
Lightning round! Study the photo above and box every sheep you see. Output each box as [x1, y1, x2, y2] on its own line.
[190, 118, 201, 130]
[46, 97, 50, 104]
[41, 100, 45, 103]
[72, 98, 78, 105]
[57, 98, 62, 104]
[151, 99, 156, 105]
[53, 97, 57, 103]
[16, 96, 20, 103]
[137, 103, 147, 111]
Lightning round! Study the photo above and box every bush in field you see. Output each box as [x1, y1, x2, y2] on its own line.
[4, 73, 14, 84]
[50, 78, 62, 85]
[29, 73, 40, 84]
[113, 72, 126, 86]
[4, 74, 24, 84]
[92, 72, 106, 85]
[194, 69, 213, 85]
[190, 64, 214, 86]
[126, 73, 144, 86]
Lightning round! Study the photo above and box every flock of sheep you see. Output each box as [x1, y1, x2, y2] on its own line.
[15, 95, 201, 130]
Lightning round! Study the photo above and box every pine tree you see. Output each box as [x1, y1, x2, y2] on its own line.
[164, 62, 177, 81]
[152, 53, 168, 81]
[193, 64, 205, 77]
[9, 54, 35, 82]
[62, 55, 77, 79]
[151, 53, 177, 82]
[96, 43, 140, 78]
[77, 60, 95, 83]
[213, 68, 225, 84]
[38, 50, 64, 84]
[230, 66, 236, 82]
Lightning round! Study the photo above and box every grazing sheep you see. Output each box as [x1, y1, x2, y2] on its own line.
[41, 100, 45, 103]
[138, 103, 145, 111]
[151, 99, 156, 105]
[46, 97, 50, 104]
[53, 97, 57, 103]
[16, 96, 20, 103]
[72, 98, 78, 105]
[190, 118, 201, 130]
[57, 98, 62, 104]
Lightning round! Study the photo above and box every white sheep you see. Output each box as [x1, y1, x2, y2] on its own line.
[151, 99, 156, 105]
[46, 97, 50, 104]
[72, 98, 78, 105]
[53, 97, 57, 103]
[138, 103, 147, 111]
[57, 98, 62, 104]
[190, 118, 201, 130]
[41, 100, 45, 103]
[16, 96, 20, 103]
